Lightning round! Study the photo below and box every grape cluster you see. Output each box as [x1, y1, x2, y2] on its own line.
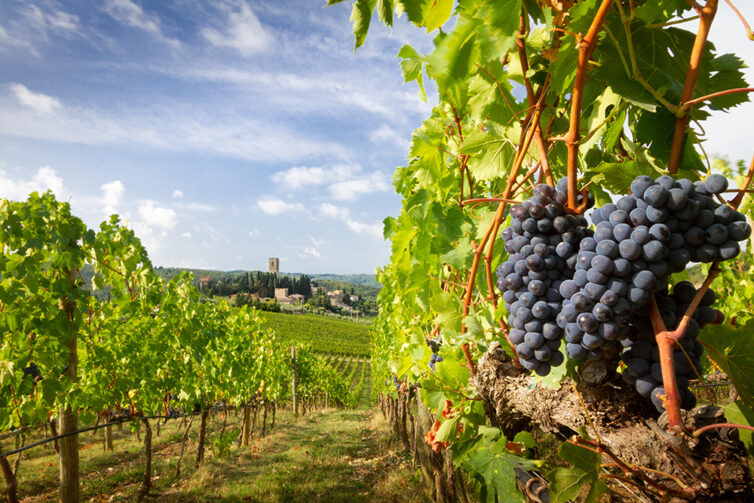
[557, 174, 750, 362]
[426, 334, 444, 371]
[621, 281, 719, 411]
[23, 362, 42, 381]
[496, 182, 592, 376]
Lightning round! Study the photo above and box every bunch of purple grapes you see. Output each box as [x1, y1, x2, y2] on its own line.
[557, 174, 750, 363]
[621, 281, 720, 411]
[495, 182, 592, 375]
[427, 334, 444, 371]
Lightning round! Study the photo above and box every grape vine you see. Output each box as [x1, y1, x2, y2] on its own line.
[339, 0, 754, 500]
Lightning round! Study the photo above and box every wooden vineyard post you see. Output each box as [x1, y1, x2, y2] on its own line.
[136, 418, 152, 502]
[104, 423, 114, 452]
[241, 406, 251, 447]
[262, 402, 268, 438]
[0, 457, 19, 503]
[195, 410, 209, 468]
[291, 346, 298, 418]
[59, 266, 79, 503]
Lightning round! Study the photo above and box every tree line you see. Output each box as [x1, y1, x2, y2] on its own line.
[196, 270, 312, 299]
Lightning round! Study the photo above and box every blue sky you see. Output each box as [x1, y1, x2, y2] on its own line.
[0, 1, 752, 274]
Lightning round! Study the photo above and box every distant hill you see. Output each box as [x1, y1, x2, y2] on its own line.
[152, 267, 381, 299]
[309, 274, 380, 288]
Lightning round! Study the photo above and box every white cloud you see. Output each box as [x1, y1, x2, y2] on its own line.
[0, 166, 65, 201]
[0, 89, 350, 163]
[0, 4, 83, 55]
[174, 65, 430, 119]
[310, 236, 324, 246]
[272, 166, 325, 190]
[201, 1, 270, 57]
[181, 232, 192, 238]
[26, 5, 80, 34]
[318, 202, 383, 240]
[101, 180, 125, 215]
[346, 220, 383, 239]
[319, 202, 349, 220]
[328, 171, 389, 201]
[249, 228, 261, 238]
[178, 202, 216, 212]
[0, 87, 348, 162]
[297, 247, 321, 258]
[138, 201, 176, 229]
[103, 0, 179, 48]
[10, 83, 61, 114]
[369, 123, 409, 150]
[172, 189, 183, 199]
[272, 164, 358, 191]
[257, 198, 305, 215]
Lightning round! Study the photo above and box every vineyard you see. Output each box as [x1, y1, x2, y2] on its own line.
[0, 193, 371, 502]
[4, 0, 754, 502]
[258, 312, 372, 357]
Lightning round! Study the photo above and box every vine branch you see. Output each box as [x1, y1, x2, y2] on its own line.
[565, 0, 614, 210]
[724, 0, 754, 40]
[668, 0, 720, 174]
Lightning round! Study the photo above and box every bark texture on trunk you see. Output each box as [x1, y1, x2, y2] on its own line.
[136, 418, 152, 503]
[104, 424, 114, 452]
[195, 410, 209, 468]
[262, 401, 268, 438]
[1, 457, 19, 503]
[58, 406, 79, 503]
[241, 406, 251, 447]
[475, 349, 751, 499]
[175, 416, 193, 478]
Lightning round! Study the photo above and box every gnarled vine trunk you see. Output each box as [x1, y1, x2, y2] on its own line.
[475, 349, 751, 500]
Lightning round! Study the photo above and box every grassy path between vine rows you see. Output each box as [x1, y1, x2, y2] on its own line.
[10, 407, 427, 503]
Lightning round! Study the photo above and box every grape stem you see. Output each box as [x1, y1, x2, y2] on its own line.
[517, 11, 554, 187]
[461, 86, 549, 375]
[724, 0, 754, 40]
[570, 436, 696, 497]
[649, 263, 721, 430]
[692, 422, 754, 437]
[565, 0, 614, 210]
[676, 87, 754, 116]
[729, 152, 754, 209]
[461, 197, 521, 205]
[668, 0, 719, 174]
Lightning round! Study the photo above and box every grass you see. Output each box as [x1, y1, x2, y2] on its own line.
[4, 407, 427, 503]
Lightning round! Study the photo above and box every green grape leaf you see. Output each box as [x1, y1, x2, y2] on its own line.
[424, 0, 453, 32]
[426, 15, 480, 101]
[721, 400, 754, 452]
[398, 44, 427, 102]
[453, 427, 541, 503]
[547, 441, 607, 503]
[431, 291, 463, 334]
[699, 318, 754, 410]
[435, 414, 461, 442]
[377, 0, 394, 26]
[351, 0, 378, 50]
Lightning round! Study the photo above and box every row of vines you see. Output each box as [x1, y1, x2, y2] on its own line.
[0, 192, 355, 502]
[335, 0, 754, 501]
